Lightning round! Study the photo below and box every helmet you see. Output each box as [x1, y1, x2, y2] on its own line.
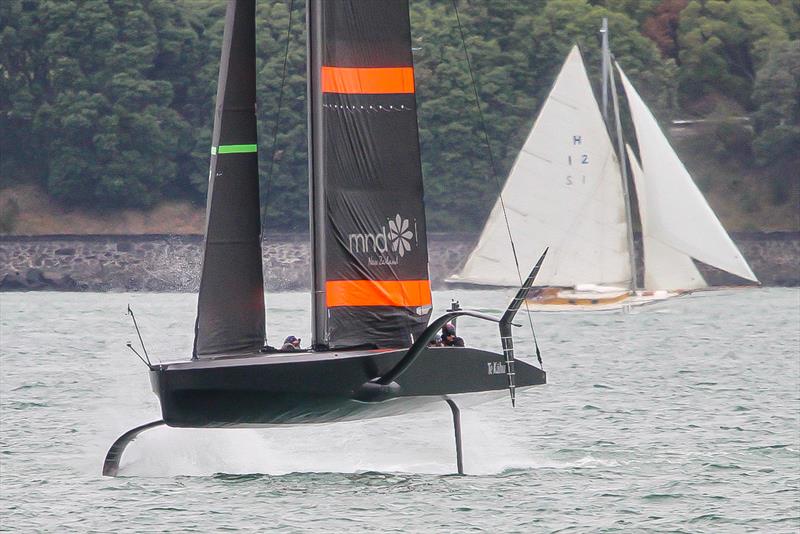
[284, 335, 299, 344]
[442, 323, 456, 337]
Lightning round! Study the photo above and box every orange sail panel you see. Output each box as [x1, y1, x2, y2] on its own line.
[321, 66, 415, 94]
[326, 280, 431, 307]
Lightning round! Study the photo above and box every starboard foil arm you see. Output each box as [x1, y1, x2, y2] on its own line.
[102, 420, 165, 477]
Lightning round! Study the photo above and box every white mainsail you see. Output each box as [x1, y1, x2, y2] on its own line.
[617, 64, 758, 287]
[449, 46, 631, 287]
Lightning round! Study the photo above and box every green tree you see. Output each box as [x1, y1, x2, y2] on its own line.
[3, 0, 793, 232]
[0, 0, 50, 182]
[591, 0, 660, 23]
[255, 0, 308, 232]
[751, 40, 800, 201]
[678, 0, 791, 108]
[1, 0, 208, 207]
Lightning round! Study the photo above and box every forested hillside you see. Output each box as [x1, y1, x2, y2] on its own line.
[1, 0, 798, 233]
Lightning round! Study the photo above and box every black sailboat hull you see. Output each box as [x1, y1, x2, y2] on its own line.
[150, 347, 545, 427]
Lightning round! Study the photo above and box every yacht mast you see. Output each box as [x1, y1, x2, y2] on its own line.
[308, 0, 327, 349]
[602, 18, 638, 290]
[601, 18, 610, 121]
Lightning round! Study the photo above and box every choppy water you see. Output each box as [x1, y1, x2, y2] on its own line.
[1, 288, 798, 532]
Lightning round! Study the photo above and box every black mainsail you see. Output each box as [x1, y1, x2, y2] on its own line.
[194, 0, 265, 357]
[308, 0, 432, 350]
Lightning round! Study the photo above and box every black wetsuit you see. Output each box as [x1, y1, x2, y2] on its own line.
[443, 336, 465, 347]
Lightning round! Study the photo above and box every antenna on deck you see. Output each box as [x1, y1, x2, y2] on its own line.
[126, 305, 152, 369]
[126, 342, 152, 369]
[448, 300, 461, 331]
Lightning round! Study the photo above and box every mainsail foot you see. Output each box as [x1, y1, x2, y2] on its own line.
[445, 399, 464, 475]
[102, 420, 165, 477]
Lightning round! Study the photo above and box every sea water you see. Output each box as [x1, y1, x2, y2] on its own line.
[1, 289, 798, 532]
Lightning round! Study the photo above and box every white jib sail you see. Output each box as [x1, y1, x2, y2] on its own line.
[626, 144, 706, 289]
[616, 64, 758, 287]
[449, 46, 631, 287]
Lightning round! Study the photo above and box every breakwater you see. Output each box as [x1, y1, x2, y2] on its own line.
[0, 234, 473, 292]
[1, 232, 797, 291]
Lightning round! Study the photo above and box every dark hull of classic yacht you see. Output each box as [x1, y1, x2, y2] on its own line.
[150, 347, 546, 427]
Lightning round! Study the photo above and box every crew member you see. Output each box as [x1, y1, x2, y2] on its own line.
[281, 335, 301, 351]
[441, 323, 464, 347]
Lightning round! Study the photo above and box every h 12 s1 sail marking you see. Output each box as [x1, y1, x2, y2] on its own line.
[566, 134, 590, 186]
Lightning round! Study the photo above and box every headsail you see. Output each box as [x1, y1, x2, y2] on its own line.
[626, 144, 705, 289]
[449, 46, 631, 288]
[308, 0, 431, 349]
[194, 0, 265, 357]
[616, 64, 758, 287]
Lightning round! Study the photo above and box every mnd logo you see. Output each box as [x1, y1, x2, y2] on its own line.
[348, 214, 417, 264]
[388, 214, 414, 257]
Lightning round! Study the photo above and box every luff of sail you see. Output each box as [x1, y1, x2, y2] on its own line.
[449, 46, 631, 288]
[308, 0, 432, 349]
[616, 63, 758, 288]
[194, 0, 265, 357]
[626, 144, 706, 289]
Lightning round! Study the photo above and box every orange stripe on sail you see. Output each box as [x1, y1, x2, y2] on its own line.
[326, 279, 431, 307]
[321, 66, 415, 94]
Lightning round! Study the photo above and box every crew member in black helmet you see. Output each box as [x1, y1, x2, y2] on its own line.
[441, 323, 464, 347]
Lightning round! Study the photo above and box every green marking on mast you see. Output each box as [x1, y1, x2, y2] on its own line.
[212, 144, 258, 155]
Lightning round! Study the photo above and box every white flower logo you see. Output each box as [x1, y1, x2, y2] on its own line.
[388, 214, 414, 257]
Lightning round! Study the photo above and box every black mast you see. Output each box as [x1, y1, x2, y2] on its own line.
[308, 0, 327, 350]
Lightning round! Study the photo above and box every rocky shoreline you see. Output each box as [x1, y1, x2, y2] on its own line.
[1, 232, 797, 292]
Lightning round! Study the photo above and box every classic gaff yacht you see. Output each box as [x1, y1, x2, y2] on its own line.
[103, 0, 547, 477]
[447, 24, 758, 311]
